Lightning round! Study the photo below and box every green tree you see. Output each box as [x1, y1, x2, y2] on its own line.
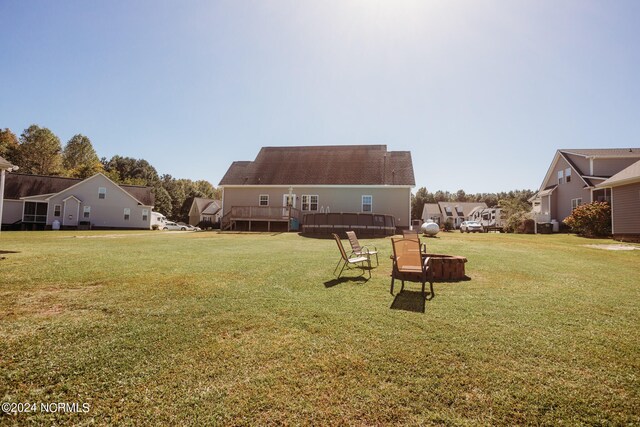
[14, 125, 63, 175]
[62, 134, 103, 178]
[102, 155, 159, 185]
[152, 185, 172, 217]
[411, 187, 431, 220]
[0, 128, 19, 162]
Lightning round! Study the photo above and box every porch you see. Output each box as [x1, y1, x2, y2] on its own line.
[221, 206, 302, 232]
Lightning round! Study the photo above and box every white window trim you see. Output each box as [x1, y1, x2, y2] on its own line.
[565, 168, 572, 183]
[259, 194, 269, 206]
[301, 195, 319, 211]
[142, 209, 149, 221]
[124, 208, 131, 220]
[558, 170, 564, 185]
[83, 206, 91, 219]
[53, 204, 61, 217]
[571, 198, 582, 210]
[362, 195, 373, 212]
[98, 187, 107, 199]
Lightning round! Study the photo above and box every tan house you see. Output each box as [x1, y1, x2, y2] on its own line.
[596, 160, 640, 241]
[421, 202, 488, 228]
[219, 145, 415, 232]
[188, 197, 222, 226]
[1, 173, 154, 230]
[530, 149, 640, 224]
[0, 155, 19, 235]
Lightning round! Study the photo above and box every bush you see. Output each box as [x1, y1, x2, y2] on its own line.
[443, 218, 454, 232]
[563, 202, 611, 237]
[504, 211, 532, 233]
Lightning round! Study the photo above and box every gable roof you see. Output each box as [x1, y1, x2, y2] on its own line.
[597, 160, 640, 187]
[437, 202, 488, 217]
[421, 203, 442, 220]
[537, 148, 640, 193]
[560, 148, 640, 158]
[190, 197, 221, 215]
[219, 145, 415, 186]
[0, 155, 16, 170]
[2, 173, 155, 206]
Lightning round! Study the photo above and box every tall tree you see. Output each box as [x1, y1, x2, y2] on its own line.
[62, 134, 103, 178]
[14, 125, 63, 175]
[0, 128, 19, 162]
[102, 155, 159, 185]
[411, 187, 432, 220]
[152, 185, 172, 217]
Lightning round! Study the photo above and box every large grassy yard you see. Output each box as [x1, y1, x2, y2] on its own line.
[0, 230, 638, 425]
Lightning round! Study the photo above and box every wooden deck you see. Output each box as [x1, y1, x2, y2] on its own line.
[221, 206, 301, 231]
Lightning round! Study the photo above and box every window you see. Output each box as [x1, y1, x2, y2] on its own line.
[23, 202, 48, 223]
[98, 187, 106, 199]
[558, 170, 564, 185]
[83, 206, 91, 219]
[455, 206, 464, 216]
[571, 198, 582, 210]
[142, 209, 149, 222]
[301, 195, 319, 211]
[53, 205, 61, 217]
[259, 195, 269, 206]
[444, 206, 453, 216]
[124, 208, 130, 221]
[362, 195, 372, 212]
[565, 168, 571, 183]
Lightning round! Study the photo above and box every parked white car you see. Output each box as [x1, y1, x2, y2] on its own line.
[460, 221, 483, 233]
[163, 221, 188, 231]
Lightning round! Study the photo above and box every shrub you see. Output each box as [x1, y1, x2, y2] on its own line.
[443, 218, 454, 232]
[504, 211, 533, 233]
[563, 202, 611, 237]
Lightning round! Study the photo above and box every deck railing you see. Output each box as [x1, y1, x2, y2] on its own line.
[221, 206, 301, 230]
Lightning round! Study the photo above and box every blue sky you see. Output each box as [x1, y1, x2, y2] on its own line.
[1, 0, 639, 193]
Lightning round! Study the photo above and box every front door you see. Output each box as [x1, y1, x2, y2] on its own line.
[63, 199, 80, 227]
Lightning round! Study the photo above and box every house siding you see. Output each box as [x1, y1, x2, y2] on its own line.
[47, 174, 152, 229]
[223, 186, 411, 227]
[593, 158, 640, 178]
[611, 182, 640, 235]
[549, 157, 591, 221]
[1, 199, 23, 224]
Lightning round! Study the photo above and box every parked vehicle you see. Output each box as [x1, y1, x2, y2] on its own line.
[163, 221, 187, 231]
[177, 222, 200, 231]
[460, 221, 483, 233]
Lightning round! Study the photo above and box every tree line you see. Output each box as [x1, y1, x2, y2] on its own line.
[1, 125, 221, 222]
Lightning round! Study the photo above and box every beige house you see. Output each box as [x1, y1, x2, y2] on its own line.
[530, 149, 640, 224]
[188, 198, 222, 226]
[0, 156, 19, 235]
[1, 173, 154, 230]
[219, 145, 415, 232]
[597, 160, 640, 241]
[421, 202, 488, 228]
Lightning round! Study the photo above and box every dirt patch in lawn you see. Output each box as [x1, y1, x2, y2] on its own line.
[584, 244, 640, 251]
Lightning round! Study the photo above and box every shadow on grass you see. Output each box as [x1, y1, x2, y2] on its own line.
[324, 276, 369, 288]
[434, 275, 472, 283]
[390, 290, 432, 313]
[0, 250, 20, 254]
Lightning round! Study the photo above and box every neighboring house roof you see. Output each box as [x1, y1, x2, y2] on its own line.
[560, 148, 640, 158]
[536, 148, 640, 195]
[437, 202, 488, 217]
[202, 200, 221, 215]
[219, 145, 415, 186]
[191, 197, 221, 215]
[597, 160, 640, 187]
[421, 203, 442, 220]
[0, 155, 16, 170]
[2, 173, 155, 206]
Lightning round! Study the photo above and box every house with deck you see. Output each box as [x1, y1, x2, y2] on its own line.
[1, 172, 154, 230]
[530, 149, 640, 224]
[218, 145, 415, 234]
[596, 160, 640, 241]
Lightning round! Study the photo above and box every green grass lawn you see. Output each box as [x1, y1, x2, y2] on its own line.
[0, 230, 638, 425]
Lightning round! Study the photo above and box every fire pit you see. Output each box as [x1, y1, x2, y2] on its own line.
[425, 254, 468, 281]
